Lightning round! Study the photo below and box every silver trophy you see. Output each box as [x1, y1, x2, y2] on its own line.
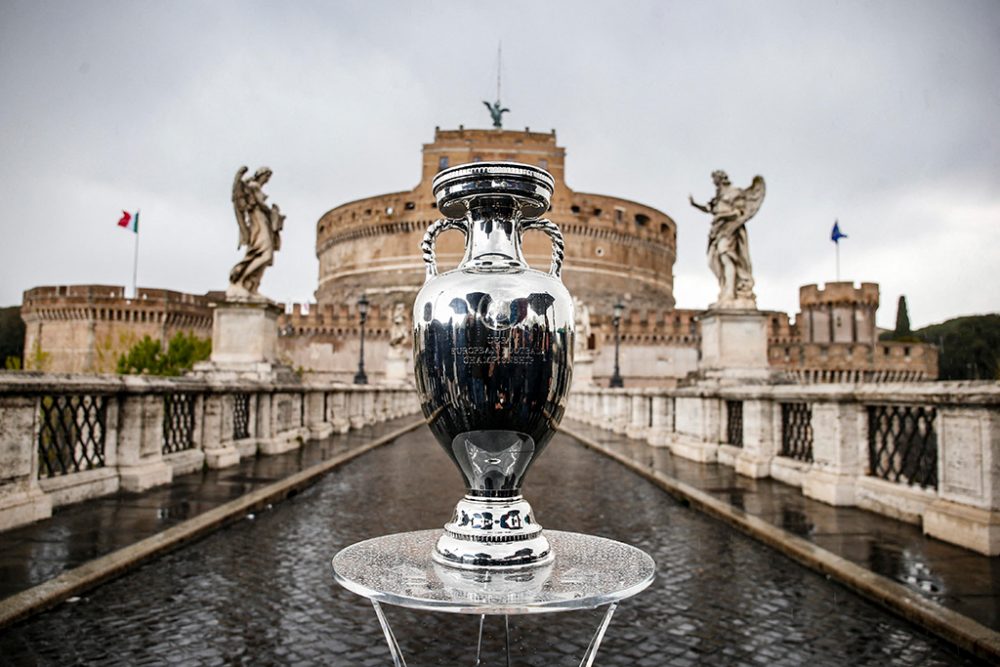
[413, 162, 574, 569]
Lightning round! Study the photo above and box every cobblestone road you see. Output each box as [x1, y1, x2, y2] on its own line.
[0, 428, 986, 666]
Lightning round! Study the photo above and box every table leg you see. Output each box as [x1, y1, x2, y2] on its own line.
[504, 615, 511, 667]
[475, 614, 485, 665]
[371, 600, 408, 667]
[578, 602, 619, 667]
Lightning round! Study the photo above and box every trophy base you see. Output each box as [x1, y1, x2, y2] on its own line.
[433, 495, 554, 570]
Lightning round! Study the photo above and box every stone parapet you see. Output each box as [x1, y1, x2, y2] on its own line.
[0, 372, 421, 532]
[567, 381, 1000, 554]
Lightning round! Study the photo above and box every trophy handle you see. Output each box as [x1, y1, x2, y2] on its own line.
[520, 218, 565, 278]
[421, 218, 469, 280]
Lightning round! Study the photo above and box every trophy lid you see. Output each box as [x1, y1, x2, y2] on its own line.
[432, 161, 555, 219]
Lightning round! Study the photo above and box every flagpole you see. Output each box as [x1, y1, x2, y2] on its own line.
[836, 241, 840, 282]
[132, 210, 140, 298]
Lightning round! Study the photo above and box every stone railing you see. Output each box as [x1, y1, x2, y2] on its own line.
[0, 373, 420, 532]
[567, 382, 1000, 555]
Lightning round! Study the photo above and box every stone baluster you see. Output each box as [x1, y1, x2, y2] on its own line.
[202, 393, 240, 469]
[0, 395, 52, 530]
[329, 389, 350, 434]
[116, 389, 172, 492]
[306, 389, 333, 440]
[924, 406, 1000, 555]
[734, 398, 778, 478]
[625, 391, 650, 440]
[802, 401, 865, 505]
[647, 393, 672, 447]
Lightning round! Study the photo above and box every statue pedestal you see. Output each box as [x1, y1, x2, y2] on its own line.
[192, 298, 296, 381]
[697, 309, 772, 384]
[572, 352, 595, 389]
[383, 349, 411, 386]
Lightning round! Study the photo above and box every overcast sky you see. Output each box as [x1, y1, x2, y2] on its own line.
[1, 0, 997, 329]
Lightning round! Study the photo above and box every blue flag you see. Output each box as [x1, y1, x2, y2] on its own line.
[831, 220, 847, 243]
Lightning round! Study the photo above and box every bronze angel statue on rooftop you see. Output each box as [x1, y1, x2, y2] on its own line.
[228, 166, 284, 299]
[483, 99, 509, 128]
[690, 170, 766, 308]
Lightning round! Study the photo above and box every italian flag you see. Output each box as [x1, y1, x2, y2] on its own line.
[117, 210, 139, 233]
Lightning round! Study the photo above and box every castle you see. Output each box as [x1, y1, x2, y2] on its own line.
[20, 126, 937, 383]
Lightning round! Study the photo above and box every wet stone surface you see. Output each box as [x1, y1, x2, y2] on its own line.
[0, 418, 415, 600]
[563, 420, 1000, 632]
[0, 427, 987, 666]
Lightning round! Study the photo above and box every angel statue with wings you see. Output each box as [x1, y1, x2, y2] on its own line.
[690, 170, 766, 308]
[483, 99, 509, 129]
[228, 166, 285, 299]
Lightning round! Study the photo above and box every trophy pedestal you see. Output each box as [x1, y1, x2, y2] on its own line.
[434, 495, 553, 569]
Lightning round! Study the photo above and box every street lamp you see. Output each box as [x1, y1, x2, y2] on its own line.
[354, 294, 369, 385]
[609, 300, 625, 388]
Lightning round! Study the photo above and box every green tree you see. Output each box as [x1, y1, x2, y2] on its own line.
[0, 306, 25, 369]
[916, 314, 1000, 381]
[894, 295, 911, 338]
[117, 332, 211, 376]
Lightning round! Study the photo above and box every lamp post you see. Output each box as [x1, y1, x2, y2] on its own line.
[609, 300, 625, 388]
[354, 294, 369, 385]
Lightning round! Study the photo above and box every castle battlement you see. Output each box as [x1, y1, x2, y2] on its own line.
[800, 281, 880, 308]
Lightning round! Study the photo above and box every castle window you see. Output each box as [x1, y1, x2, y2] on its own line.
[595, 246, 605, 257]
[614, 207, 625, 224]
[571, 205, 580, 214]
[438, 156, 449, 171]
[593, 208, 602, 217]
[660, 223, 670, 234]
[385, 206, 394, 216]
[634, 213, 649, 227]
[404, 201, 415, 210]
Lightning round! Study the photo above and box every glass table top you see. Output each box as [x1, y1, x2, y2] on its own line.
[332, 529, 655, 615]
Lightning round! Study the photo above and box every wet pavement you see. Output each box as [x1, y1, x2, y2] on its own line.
[0, 416, 418, 601]
[0, 426, 987, 665]
[564, 419, 1000, 632]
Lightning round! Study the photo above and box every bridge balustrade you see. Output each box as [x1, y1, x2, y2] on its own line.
[0, 374, 420, 532]
[566, 382, 1000, 556]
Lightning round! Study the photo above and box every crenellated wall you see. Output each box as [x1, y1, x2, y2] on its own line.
[21, 286, 216, 373]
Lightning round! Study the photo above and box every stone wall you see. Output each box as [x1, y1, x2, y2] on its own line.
[0, 372, 419, 531]
[314, 127, 678, 313]
[21, 286, 215, 373]
[568, 381, 1000, 554]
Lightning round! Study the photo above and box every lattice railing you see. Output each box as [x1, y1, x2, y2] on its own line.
[867, 405, 938, 489]
[725, 400, 743, 447]
[162, 393, 196, 455]
[38, 394, 108, 478]
[780, 402, 813, 462]
[233, 393, 251, 441]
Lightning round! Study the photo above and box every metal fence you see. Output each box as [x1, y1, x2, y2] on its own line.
[38, 394, 108, 478]
[162, 393, 196, 455]
[867, 404, 938, 489]
[780, 402, 813, 462]
[233, 393, 251, 441]
[725, 400, 743, 447]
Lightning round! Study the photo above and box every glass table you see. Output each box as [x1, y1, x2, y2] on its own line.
[332, 529, 655, 666]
